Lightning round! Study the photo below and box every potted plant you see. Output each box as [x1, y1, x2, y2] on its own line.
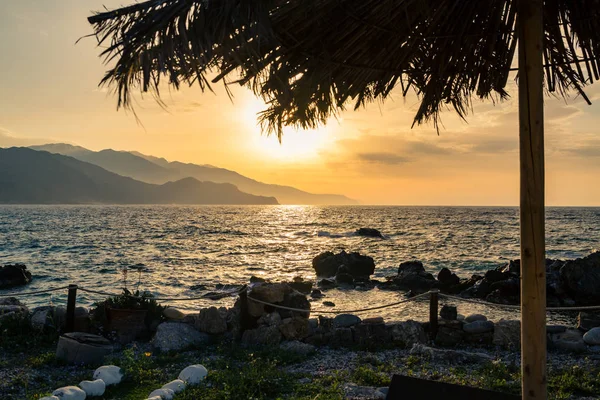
[91, 288, 165, 343]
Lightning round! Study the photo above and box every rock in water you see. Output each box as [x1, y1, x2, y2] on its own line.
[560, 251, 600, 304]
[356, 228, 385, 238]
[392, 261, 437, 292]
[0, 264, 32, 288]
[52, 386, 86, 400]
[79, 379, 105, 396]
[439, 305, 457, 320]
[152, 322, 210, 352]
[178, 364, 208, 385]
[312, 251, 375, 278]
[93, 365, 123, 386]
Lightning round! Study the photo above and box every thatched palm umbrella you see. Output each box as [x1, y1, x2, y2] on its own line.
[88, 1, 600, 398]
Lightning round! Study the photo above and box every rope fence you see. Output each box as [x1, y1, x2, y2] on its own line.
[4, 283, 600, 335]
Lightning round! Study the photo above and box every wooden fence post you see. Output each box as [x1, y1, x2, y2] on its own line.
[429, 289, 439, 340]
[238, 285, 250, 333]
[65, 284, 78, 333]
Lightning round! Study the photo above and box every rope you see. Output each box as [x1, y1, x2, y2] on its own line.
[78, 286, 245, 301]
[439, 293, 600, 312]
[247, 291, 431, 315]
[0, 285, 71, 297]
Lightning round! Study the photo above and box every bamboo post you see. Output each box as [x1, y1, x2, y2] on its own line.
[65, 284, 78, 333]
[518, 0, 547, 398]
[429, 289, 439, 340]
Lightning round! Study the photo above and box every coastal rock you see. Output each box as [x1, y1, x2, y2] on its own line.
[464, 314, 487, 323]
[333, 314, 361, 328]
[312, 251, 375, 278]
[279, 290, 311, 319]
[310, 289, 324, 299]
[242, 325, 281, 346]
[52, 386, 86, 400]
[493, 319, 521, 349]
[577, 312, 600, 332]
[279, 317, 309, 340]
[152, 322, 210, 352]
[289, 277, 313, 294]
[196, 307, 227, 334]
[335, 272, 355, 285]
[356, 228, 385, 239]
[0, 264, 32, 288]
[560, 252, 600, 304]
[0, 298, 29, 322]
[317, 278, 336, 288]
[257, 312, 282, 327]
[463, 320, 494, 334]
[440, 305, 457, 320]
[247, 283, 292, 317]
[389, 320, 427, 347]
[437, 268, 460, 287]
[435, 320, 464, 347]
[31, 306, 69, 331]
[583, 327, 600, 345]
[178, 364, 208, 385]
[322, 301, 335, 307]
[392, 261, 437, 292]
[163, 307, 185, 320]
[410, 343, 493, 364]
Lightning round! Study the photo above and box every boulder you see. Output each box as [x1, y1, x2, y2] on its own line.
[257, 312, 282, 327]
[162, 379, 186, 394]
[31, 306, 72, 331]
[279, 317, 309, 340]
[79, 380, 105, 397]
[310, 289, 324, 299]
[435, 322, 464, 347]
[333, 314, 361, 328]
[439, 305, 457, 320]
[148, 388, 175, 400]
[242, 325, 281, 346]
[550, 329, 586, 353]
[163, 307, 185, 320]
[278, 290, 311, 319]
[356, 228, 385, 239]
[393, 261, 437, 292]
[93, 365, 122, 386]
[196, 307, 227, 334]
[484, 269, 508, 284]
[247, 283, 293, 317]
[577, 312, 600, 332]
[0, 264, 32, 288]
[152, 322, 210, 352]
[335, 272, 355, 285]
[388, 320, 427, 347]
[463, 320, 494, 334]
[0, 297, 29, 320]
[560, 252, 600, 304]
[178, 364, 208, 385]
[437, 268, 460, 287]
[493, 319, 520, 349]
[52, 386, 86, 400]
[312, 251, 375, 278]
[289, 278, 313, 294]
[583, 327, 600, 345]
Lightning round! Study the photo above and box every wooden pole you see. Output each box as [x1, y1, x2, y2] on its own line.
[66, 284, 78, 333]
[518, 0, 546, 398]
[238, 284, 251, 334]
[429, 289, 439, 340]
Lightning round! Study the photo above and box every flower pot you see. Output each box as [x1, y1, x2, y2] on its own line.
[106, 307, 148, 343]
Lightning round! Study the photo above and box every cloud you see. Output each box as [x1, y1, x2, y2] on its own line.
[0, 128, 49, 148]
[356, 152, 410, 165]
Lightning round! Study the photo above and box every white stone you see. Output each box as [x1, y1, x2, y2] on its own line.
[39, 397, 60, 400]
[52, 386, 87, 400]
[162, 379, 186, 393]
[93, 365, 123, 386]
[147, 397, 162, 400]
[584, 327, 600, 345]
[79, 379, 106, 396]
[178, 364, 208, 385]
[148, 388, 175, 399]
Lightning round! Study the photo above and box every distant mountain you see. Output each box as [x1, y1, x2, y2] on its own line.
[30, 144, 356, 205]
[0, 148, 278, 205]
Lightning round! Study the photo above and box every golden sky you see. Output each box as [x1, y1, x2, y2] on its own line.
[1, 0, 599, 205]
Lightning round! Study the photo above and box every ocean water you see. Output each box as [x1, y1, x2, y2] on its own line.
[1, 205, 599, 323]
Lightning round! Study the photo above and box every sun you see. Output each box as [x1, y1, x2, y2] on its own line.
[240, 97, 337, 162]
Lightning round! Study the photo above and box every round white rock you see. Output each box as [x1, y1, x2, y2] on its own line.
[93, 365, 123, 386]
[162, 379, 186, 393]
[148, 388, 175, 400]
[39, 397, 60, 400]
[79, 379, 106, 396]
[178, 364, 208, 385]
[52, 386, 87, 400]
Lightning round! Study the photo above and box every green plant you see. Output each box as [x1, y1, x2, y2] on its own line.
[90, 288, 165, 329]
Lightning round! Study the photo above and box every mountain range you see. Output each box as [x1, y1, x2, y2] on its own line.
[28, 143, 356, 205]
[0, 147, 278, 205]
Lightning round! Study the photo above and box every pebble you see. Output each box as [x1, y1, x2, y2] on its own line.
[583, 327, 600, 345]
[322, 301, 335, 307]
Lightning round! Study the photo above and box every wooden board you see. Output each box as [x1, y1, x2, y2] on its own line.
[386, 375, 520, 400]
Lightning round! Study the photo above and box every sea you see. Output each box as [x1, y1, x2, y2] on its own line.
[1, 205, 599, 324]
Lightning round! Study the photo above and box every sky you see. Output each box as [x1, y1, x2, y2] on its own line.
[1, 1, 599, 206]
